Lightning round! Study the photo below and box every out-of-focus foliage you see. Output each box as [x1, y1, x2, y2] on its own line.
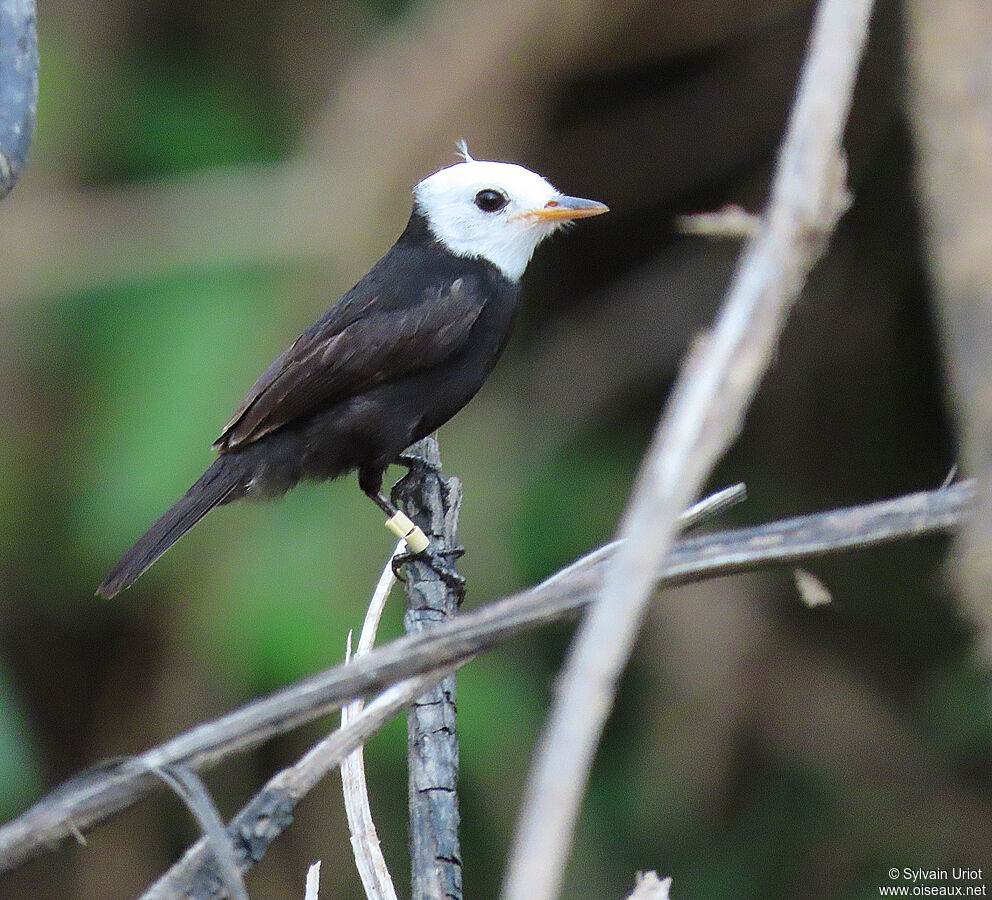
[0, 0, 989, 897]
[99, 62, 287, 181]
[0, 666, 41, 820]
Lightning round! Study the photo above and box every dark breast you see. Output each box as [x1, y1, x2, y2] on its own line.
[415, 268, 521, 428]
[297, 244, 521, 482]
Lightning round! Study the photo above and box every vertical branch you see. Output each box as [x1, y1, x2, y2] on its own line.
[0, 0, 37, 199]
[391, 438, 464, 900]
[907, 0, 992, 659]
[501, 0, 873, 897]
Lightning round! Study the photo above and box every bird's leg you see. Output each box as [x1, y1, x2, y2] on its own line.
[393, 442, 466, 565]
[370, 490, 397, 516]
[360, 467, 430, 555]
[370, 452, 467, 599]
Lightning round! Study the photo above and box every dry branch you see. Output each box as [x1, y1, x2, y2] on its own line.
[147, 440, 466, 900]
[141, 669, 452, 900]
[676, 206, 760, 239]
[391, 440, 465, 900]
[502, 0, 874, 895]
[148, 765, 248, 900]
[341, 546, 402, 900]
[0, 480, 971, 875]
[304, 861, 321, 900]
[907, 0, 992, 659]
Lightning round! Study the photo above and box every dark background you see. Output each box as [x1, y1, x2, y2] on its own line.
[0, 0, 989, 896]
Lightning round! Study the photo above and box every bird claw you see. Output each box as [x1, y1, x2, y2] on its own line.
[396, 452, 444, 481]
[391, 544, 466, 600]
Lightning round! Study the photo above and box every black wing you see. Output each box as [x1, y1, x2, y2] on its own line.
[214, 273, 485, 451]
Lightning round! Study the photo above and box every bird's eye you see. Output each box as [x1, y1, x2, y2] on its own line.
[474, 189, 509, 213]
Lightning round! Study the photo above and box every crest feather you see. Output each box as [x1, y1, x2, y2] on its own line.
[455, 139, 474, 162]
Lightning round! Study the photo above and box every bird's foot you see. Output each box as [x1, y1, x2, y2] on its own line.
[393, 452, 446, 499]
[392, 544, 466, 601]
[396, 450, 444, 478]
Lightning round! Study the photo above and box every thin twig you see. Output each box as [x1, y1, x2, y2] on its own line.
[676, 206, 760, 239]
[149, 765, 249, 900]
[341, 544, 402, 900]
[304, 861, 321, 900]
[676, 482, 746, 531]
[0, 480, 971, 875]
[502, 0, 874, 896]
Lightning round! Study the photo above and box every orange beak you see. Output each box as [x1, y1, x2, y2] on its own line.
[515, 195, 610, 222]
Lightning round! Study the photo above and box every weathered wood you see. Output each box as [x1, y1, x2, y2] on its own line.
[907, 0, 992, 659]
[0, 480, 972, 875]
[392, 438, 464, 900]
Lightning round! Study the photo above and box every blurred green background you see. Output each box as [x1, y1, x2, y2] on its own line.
[0, 0, 989, 897]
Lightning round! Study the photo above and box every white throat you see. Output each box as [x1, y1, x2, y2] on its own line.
[421, 210, 551, 281]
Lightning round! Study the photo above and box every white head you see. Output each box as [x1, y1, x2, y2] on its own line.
[412, 149, 608, 281]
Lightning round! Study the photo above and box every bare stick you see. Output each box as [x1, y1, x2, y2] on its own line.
[501, 0, 874, 896]
[0, 0, 37, 199]
[626, 872, 672, 900]
[149, 765, 249, 900]
[391, 439, 464, 900]
[676, 206, 760, 239]
[341, 545, 402, 900]
[676, 482, 746, 531]
[907, 0, 992, 659]
[141, 668, 453, 900]
[0, 481, 971, 875]
[304, 862, 321, 900]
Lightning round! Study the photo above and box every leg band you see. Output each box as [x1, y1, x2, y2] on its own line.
[385, 511, 430, 553]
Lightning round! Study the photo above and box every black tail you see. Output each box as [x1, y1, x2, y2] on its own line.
[97, 458, 243, 598]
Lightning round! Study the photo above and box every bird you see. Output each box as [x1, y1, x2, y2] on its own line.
[97, 146, 608, 598]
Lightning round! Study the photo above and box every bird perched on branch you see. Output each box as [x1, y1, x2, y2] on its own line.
[98, 146, 608, 598]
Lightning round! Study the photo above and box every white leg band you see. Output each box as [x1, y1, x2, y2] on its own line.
[385, 511, 430, 553]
